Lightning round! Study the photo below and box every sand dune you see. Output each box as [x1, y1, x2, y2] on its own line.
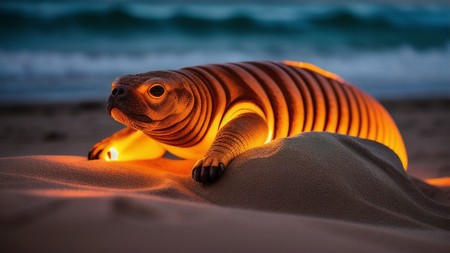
[1, 132, 450, 252]
[190, 133, 450, 229]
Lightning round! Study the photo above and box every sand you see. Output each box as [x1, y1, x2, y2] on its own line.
[1, 99, 450, 252]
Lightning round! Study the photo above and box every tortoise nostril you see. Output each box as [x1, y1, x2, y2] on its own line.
[111, 87, 125, 97]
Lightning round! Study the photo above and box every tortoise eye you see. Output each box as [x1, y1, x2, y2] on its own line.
[148, 84, 165, 98]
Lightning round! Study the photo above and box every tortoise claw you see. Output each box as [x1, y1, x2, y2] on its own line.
[192, 163, 224, 183]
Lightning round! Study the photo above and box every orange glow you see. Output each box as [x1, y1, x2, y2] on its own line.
[101, 130, 166, 161]
[101, 101, 271, 162]
[425, 177, 450, 187]
[220, 101, 272, 143]
[106, 147, 119, 161]
[283, 60, 344, 82]
[123, 158, 196, 176]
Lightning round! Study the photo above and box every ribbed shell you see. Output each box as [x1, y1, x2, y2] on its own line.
[171, 61, 408, 169]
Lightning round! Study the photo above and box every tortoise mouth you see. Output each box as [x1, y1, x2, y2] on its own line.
[111, 108, 153, 125]
[110, 108, 129, 125]
[130, 113, 153, 124]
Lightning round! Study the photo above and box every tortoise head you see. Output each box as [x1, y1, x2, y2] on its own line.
[107, 71, 194, 133]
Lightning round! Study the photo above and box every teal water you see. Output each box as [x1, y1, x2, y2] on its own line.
[1, 1, 449, 102]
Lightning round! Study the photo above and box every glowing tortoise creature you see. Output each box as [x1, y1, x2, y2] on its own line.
[88, 61, 408, 183]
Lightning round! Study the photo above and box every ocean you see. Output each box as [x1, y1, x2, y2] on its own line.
[1, 1, 449, 103]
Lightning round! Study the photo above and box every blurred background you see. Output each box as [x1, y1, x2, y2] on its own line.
[1, 0, 449, 103]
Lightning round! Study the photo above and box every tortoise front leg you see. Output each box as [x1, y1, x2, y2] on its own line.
[88, 127, 166, 161]
[192, 113, 268, 183]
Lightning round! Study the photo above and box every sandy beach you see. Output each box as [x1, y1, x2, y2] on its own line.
[1, 98, 450, 253]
